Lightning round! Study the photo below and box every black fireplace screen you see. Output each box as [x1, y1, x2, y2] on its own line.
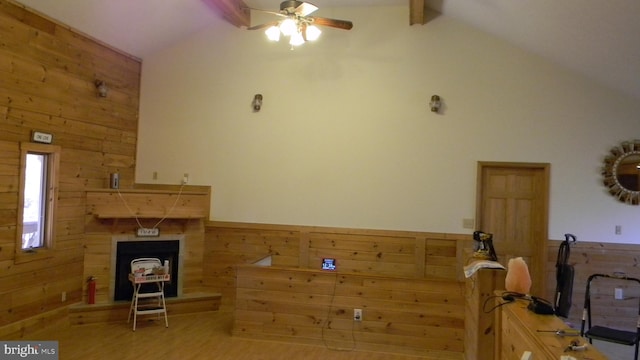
[114, 240, 179, 301]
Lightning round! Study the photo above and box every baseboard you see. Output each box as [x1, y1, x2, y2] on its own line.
[69, 292, 222, 325]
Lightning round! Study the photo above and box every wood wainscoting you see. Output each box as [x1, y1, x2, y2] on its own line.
[205, 222, 471, 358]
[233, 265, 465, 359]
[545, 240, 640, 329]
[204, 221, 472, 309]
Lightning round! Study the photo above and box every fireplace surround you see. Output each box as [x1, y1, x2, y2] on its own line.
[110, 235, 185, 301]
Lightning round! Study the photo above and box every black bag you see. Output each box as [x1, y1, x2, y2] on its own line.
[554, 233, 576, 317]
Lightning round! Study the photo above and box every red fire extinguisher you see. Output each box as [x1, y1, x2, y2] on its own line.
[87, 276, 96, 304]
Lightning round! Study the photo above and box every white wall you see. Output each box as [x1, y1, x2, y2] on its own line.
[137, 6, 640, 243]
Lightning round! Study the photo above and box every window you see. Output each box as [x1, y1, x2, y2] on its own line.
[18, 142, 60, 256]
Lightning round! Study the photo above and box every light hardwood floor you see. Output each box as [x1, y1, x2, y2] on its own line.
[23, 310, 432, 360]
[18, 310, 633, 359]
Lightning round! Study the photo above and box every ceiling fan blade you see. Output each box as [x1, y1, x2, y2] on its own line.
[279, 1, 317, 16]
[309, 17, 353, 30]
[295, 2, 318, 16]
[242, 6, 287, 18]
[247, 21, 280, 31]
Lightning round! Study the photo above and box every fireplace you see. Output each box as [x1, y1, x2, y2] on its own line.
[111, 235, 184, 302]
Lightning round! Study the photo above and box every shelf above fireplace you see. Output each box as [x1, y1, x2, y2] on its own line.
[86, 186, 210, 220]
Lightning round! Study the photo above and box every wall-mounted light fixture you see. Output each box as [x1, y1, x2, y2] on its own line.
[252, 94, 263, 112]
[95, 80, 108, 98]
[429, 95, 441, 113]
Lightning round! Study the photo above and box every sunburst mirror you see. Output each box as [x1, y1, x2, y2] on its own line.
[602, 140, 640, 205]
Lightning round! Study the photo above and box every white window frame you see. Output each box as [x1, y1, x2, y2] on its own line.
[16, 142, 60, 262]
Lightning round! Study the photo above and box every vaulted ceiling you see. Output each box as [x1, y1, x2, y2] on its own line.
[14, 0, 640, 100]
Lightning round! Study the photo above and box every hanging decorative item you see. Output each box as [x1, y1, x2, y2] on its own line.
[602, 140, 640, 205]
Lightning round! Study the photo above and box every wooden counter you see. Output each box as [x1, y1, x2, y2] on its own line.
[496, 296, 608, 359]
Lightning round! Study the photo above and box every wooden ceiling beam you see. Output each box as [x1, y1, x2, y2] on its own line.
[409, 0, 425, 25]
[203, 0, 250, 28]
[207, 0, 424, 28]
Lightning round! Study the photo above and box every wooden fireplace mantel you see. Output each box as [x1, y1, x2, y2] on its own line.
[82, 185, 213, 307]
[86, 185, 211, 220]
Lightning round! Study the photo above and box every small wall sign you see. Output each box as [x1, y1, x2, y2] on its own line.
[137, 228, 160, 237]
[32, 131, 53, 144]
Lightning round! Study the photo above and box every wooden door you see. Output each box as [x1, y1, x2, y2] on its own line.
[476, 162, 550, 297]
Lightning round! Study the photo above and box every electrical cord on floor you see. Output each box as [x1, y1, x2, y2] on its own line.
[321, 272, 356, 352]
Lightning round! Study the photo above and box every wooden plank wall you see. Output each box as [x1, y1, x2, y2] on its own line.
[204, 222, 468, 358]
[204, 221, 468, 308]
[1, 0, 639, 348]
[204, 223, 303, 308]
[545, 240, 640, 329]
[0, 0, 140, 338]
[207, 222, 640, 357]
[234, 265, 465, 359]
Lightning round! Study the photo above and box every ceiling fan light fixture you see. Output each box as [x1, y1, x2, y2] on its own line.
[265, 26, 281, 41]
[305, 25, 321, 41]
[289, 31, 305, 46]
[247, 1, 353, 48]
[279, 18, 297, 36]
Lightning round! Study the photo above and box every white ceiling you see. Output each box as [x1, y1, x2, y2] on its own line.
[16, 0, 640, 99]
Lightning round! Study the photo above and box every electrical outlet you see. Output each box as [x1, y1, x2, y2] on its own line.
[61, 291, 66, 302]
[152, 171, 158, 180]
[615, 225, 622, 235]
[182, 173, 189, 185]
[354, 308, 362, 321]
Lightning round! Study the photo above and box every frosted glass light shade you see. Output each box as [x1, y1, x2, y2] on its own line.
[289, 31, 305, 46]
[279, 18, 297, 36]
[265, 26, 280, 41]
[305, 25, 321, 41]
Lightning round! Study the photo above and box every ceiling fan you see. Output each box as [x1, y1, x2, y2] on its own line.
[245, 1, 353, 46]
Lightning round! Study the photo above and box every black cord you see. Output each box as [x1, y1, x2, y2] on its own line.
[483, 295, 511, 313]
[321, 272, 356, 352]
[482, 291, 526, 313]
